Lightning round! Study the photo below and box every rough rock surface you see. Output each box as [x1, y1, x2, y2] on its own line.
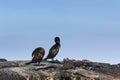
[0, 58, 120, 80]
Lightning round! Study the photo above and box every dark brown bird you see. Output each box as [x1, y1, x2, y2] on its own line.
[26, 47, 45, 65]
[44, 37, 61, 61]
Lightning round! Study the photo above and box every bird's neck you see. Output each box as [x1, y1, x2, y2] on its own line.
[56, 42, 60, 45]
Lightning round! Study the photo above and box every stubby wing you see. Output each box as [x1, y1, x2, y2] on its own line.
[31, 47, 45, 63]
[32, 49, 37, 57]
[47, 44, 60, 59]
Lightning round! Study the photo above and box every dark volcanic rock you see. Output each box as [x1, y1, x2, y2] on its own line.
[0, 61, 19, 69]
[63, 58, 120, 79]
[0, 69, 26, 80]
[0, 58, 7, 62]
[0, 58, 119, 80]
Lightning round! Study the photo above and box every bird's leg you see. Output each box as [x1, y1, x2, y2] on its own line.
[52, 58, 54, 61]
[44, 58, 47, 61]
[33, 63, 36, 66]
[38, 62, 40, 66]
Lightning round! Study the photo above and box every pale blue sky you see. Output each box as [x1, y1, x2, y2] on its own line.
[0, 0, 120, 64]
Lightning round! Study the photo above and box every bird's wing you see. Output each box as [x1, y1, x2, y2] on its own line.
[47, 44, 60, 58]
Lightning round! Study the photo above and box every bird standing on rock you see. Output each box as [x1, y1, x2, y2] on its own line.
[44, 37, 61, 61]
[26, 47, 45, 65]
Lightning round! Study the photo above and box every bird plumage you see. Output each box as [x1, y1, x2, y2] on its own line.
[44, 37, 60, 61]
[26, 47, 45, 65]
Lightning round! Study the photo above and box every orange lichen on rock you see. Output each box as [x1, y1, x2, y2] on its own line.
[82, 59, 91, 63]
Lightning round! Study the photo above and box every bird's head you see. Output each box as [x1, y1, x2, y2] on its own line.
[54, 37, 60, 44]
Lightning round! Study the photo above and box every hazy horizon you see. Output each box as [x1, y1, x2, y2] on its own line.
[0, 0, 120, 64]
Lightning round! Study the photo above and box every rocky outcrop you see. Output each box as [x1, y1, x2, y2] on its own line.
[0, 58, 120, 80]
[0, 58, 7, 62]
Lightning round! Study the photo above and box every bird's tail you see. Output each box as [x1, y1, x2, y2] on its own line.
[25, 61, 33, 65]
